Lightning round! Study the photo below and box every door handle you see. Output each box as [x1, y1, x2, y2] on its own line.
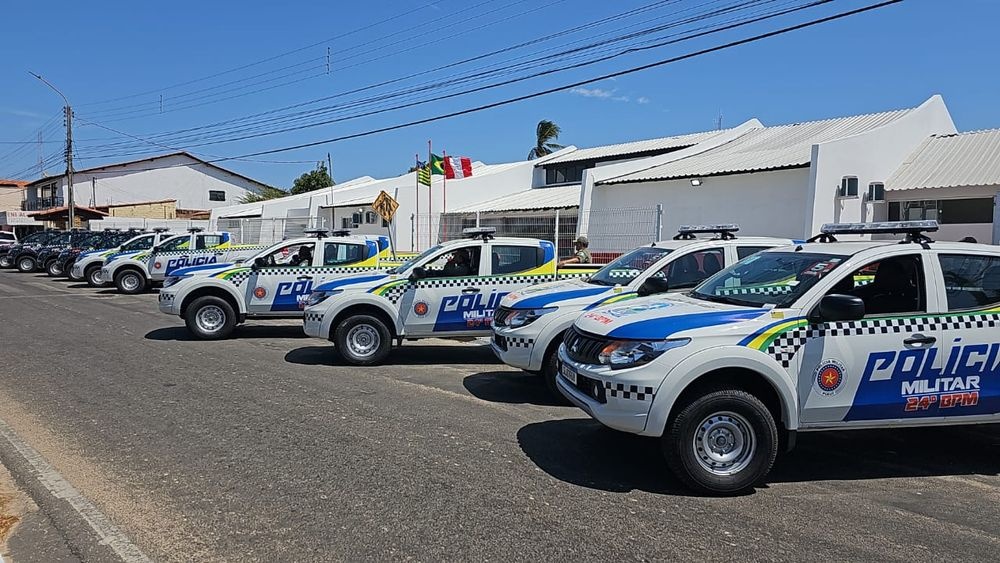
[297, 275, 313, 281]
[461, 287, 481, 294]
[903, 334, 936, 347]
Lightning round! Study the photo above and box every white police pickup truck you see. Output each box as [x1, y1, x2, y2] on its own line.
[557, 221, 1000, 494]
[102, 229, 258, 294]
[492, 225, 793, 400]
[158, 230, 401, 339]
[72, 229, 174, 287]
[302, 228, 601, 365]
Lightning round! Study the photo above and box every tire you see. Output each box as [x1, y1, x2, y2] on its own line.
[115, 269, 147, 294]
[0, 255, 12, 268]
[663, 389, 778, 495]
[85, 265, 106, 287]
[334, 314, 392, 366]
[46, 259, 63, 277]
[542, 348, 571, 405]
[16, 256, 36, 273]
[67, 264, 83, 281]
[184, 296, 237, 340]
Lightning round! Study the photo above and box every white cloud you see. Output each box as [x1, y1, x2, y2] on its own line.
[571, 87, 614, 99]
[637, 96, 651, 104]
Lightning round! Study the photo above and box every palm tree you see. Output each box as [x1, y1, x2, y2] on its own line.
[528, 120, 564, 160]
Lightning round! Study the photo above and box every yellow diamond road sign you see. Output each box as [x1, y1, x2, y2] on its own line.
[372, 190, 399, 223]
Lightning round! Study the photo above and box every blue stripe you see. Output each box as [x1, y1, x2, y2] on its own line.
[608, 310, 767, 339]
[514, 287, 610, 309]
[315, 274, 388, 291]
[172, 262, 234, 276]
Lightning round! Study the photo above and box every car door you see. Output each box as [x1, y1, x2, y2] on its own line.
[795, 250, 945, 425]
[929, 251, 1000, 419]
[246, 241, 319, 315]
[398, 242, 486, 337]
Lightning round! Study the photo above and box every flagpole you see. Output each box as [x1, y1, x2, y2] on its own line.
[442, 149, 448, 214]
[414, 153, 420, 252]
[427, 139, 433, 248]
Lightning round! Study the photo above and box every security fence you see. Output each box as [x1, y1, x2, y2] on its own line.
[89, 218, 210, 231]
[217, 217, 329, 245]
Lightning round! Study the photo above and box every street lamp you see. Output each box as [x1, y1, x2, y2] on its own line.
[29, 72, 75, 228]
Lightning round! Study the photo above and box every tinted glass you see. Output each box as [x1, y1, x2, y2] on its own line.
[323, 243, 366, 266]
[826, 256, 925, 315]
[657, 248, 725, 289]
[589, 247, 672, 286]
[692, 252, 846, 307]
[120, 235, 154, 251]
[939, 254, 1000, 310]
[491, 245, 543, 275]
[737, 246, 775, 260]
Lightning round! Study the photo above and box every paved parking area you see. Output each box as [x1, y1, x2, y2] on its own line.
[0, 269, 999, 562]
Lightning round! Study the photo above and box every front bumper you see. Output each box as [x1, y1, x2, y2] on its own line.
[490, 330, 537, 371]
[158, 291, 180, 315]
[303, 311, 325, 338]
[556, 347, 661, 435]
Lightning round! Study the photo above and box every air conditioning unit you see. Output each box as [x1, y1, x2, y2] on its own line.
[867, 182, 885, 202]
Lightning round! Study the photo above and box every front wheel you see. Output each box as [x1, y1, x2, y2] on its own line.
[85, 265, 106, 287]
[663, 389, 778, 495]
[46, 259, 63, 277]
[334, 315, 392, 366]
[0, 255, 12, 268]
[115, 269, 147, 294]
[67, 264, 84, 281]
[542, 348, 570, 405]
[184, 296, 237, 340]
[16, 256, 36, 273]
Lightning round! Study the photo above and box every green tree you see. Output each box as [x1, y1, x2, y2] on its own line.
[239, 186, 289, 204]
[527, 120, 564, 160]
[290, 162, 334, 195]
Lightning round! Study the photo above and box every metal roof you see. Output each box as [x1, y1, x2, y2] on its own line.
[601, 108, 914, 184]
[451, 184, 581, 213]
[886, 129, 1000, 191]
[540, 129, 724, 165]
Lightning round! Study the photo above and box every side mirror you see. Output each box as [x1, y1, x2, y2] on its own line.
[409, 266, 428, 281]
[637, 276, 671, 297]
[151, 245, 161, 253]
[252, 257, 267, 270]
[815, 294, 865, 322]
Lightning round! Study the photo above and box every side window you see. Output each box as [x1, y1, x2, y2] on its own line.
[158, 237, 190, 251]
[736, 246, 774, 260]
[196, 235, 223, 249]
[939, 254, 1000, 311]
[826, 255, 925, 315]
[260, 242, 315, 268]
[655, 248, 725, 289]
[422, 246, 481, 278]
[323, 243, 366, 266]
[491, 245, 543, 275]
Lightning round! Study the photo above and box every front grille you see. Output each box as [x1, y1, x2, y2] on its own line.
[493, 306, 513, 327]
[493, 333, 508, 351]
[563, 327, 611, 365]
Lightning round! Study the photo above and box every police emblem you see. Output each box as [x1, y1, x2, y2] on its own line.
[814, 359, 846, 396]
[253, 287, 267, 299]
[154, 261, 162, 269]
[413, 301, 429, 316]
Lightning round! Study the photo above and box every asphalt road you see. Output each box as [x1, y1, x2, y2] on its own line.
[0, 269, 999, 562]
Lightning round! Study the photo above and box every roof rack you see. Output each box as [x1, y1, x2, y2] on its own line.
[463, 227, 497, 241]
[673, 224, 740, 241]
[187, 227, 204, 233]
[305, 228, 331, 239]
[808, 220, 938, 248]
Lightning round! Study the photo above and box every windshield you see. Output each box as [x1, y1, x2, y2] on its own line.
[120, 235, 154, 252]
[387, 244, 442, 274]
[691, 251, 847, 308]
[77, 233, 104, 247]
[49, 232, 72, 245]
[589, 246, 673, 286]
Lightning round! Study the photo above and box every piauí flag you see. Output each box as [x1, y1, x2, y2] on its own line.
[444, 156, 473, 180]
[429, 153, 445, 176]
[416, 160, 431, 186]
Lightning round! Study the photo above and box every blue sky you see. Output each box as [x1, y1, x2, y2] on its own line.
[1, 0, 996, 188]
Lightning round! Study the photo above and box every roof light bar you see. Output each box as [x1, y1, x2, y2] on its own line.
[463, 227, 497, 240]
[152, 227, 171, 233]
[820, 220, 939, 236]
[187, 227, 204, 233]
[305, 229, 331, 238]
[674, 224, 740, 241]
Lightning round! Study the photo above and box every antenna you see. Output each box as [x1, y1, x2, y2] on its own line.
[716, 110, 723, 131]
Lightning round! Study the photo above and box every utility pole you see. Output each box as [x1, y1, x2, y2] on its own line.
[30, 72, 75, 227]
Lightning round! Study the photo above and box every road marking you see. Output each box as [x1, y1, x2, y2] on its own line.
[0, 416, 151, 563]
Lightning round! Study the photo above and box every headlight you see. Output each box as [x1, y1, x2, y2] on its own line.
[507, 307, 557, 328]
[598, 338, 691, 370]
[305, 289, 342, 308]
[162, 275, 190, 288]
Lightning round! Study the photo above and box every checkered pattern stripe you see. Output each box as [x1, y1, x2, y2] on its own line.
[158, 293, 174, 302]
[154, 245, 267, 257]
[605, 382, 655, 401]
[374, 273, 564, 304]
[223, 266, 379, 287]
[304, 312, 324, 323]
[500, 336, 533, 349]
[718, 285, 794, 296]
[765, 313, 1000, 367]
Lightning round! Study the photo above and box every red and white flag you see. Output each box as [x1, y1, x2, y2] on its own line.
[443, 156, 473, 179]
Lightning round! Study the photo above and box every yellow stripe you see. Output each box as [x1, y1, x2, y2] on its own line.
[747, 318, 807, 350]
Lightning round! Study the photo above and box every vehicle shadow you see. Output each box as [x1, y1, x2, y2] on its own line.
[145, 325, 309, 341]
[518, 419, 1000, 496]
[463, 371, 567, 407]
[284, 344, 501, 367]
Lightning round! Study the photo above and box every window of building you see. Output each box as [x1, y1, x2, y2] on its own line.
[938, 254, 1000, 311]
[491, 245, 544, 275]
[351, 212, 363, 226]
[867, 182, 885, 202]
[208, 190, 226, 202]
[365, 211, 378, 224]
[887, 198, 993, 224]
[544, 162, 588, 185]
[839, 176, 859, 198]
[382, 218, 390, 228]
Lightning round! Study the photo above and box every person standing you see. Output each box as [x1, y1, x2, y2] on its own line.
[559, 235, 591, 266]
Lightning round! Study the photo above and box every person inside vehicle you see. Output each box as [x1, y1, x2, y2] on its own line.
[441, 248, 473, 276]
[293, 245, 313, 267]
[559, 235, 591, 267]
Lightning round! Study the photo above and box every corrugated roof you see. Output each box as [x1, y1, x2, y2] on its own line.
[451, 184, 581, 213]
[601, 108, 913, 184]
[542, 129, 724, 165]
[327, 194, 376, 207]
[886, 129, 1000, 190]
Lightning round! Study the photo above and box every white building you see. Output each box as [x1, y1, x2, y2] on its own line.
[23, 152, 270, 216]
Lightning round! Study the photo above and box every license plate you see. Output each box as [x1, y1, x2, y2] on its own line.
[560, 363, 577, 385]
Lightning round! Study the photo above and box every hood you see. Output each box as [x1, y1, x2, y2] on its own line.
[575, 294, 769, 340]
[501, 278, 613, 309]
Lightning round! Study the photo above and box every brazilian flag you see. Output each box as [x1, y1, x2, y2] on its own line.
[429, 153, 445, 176]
